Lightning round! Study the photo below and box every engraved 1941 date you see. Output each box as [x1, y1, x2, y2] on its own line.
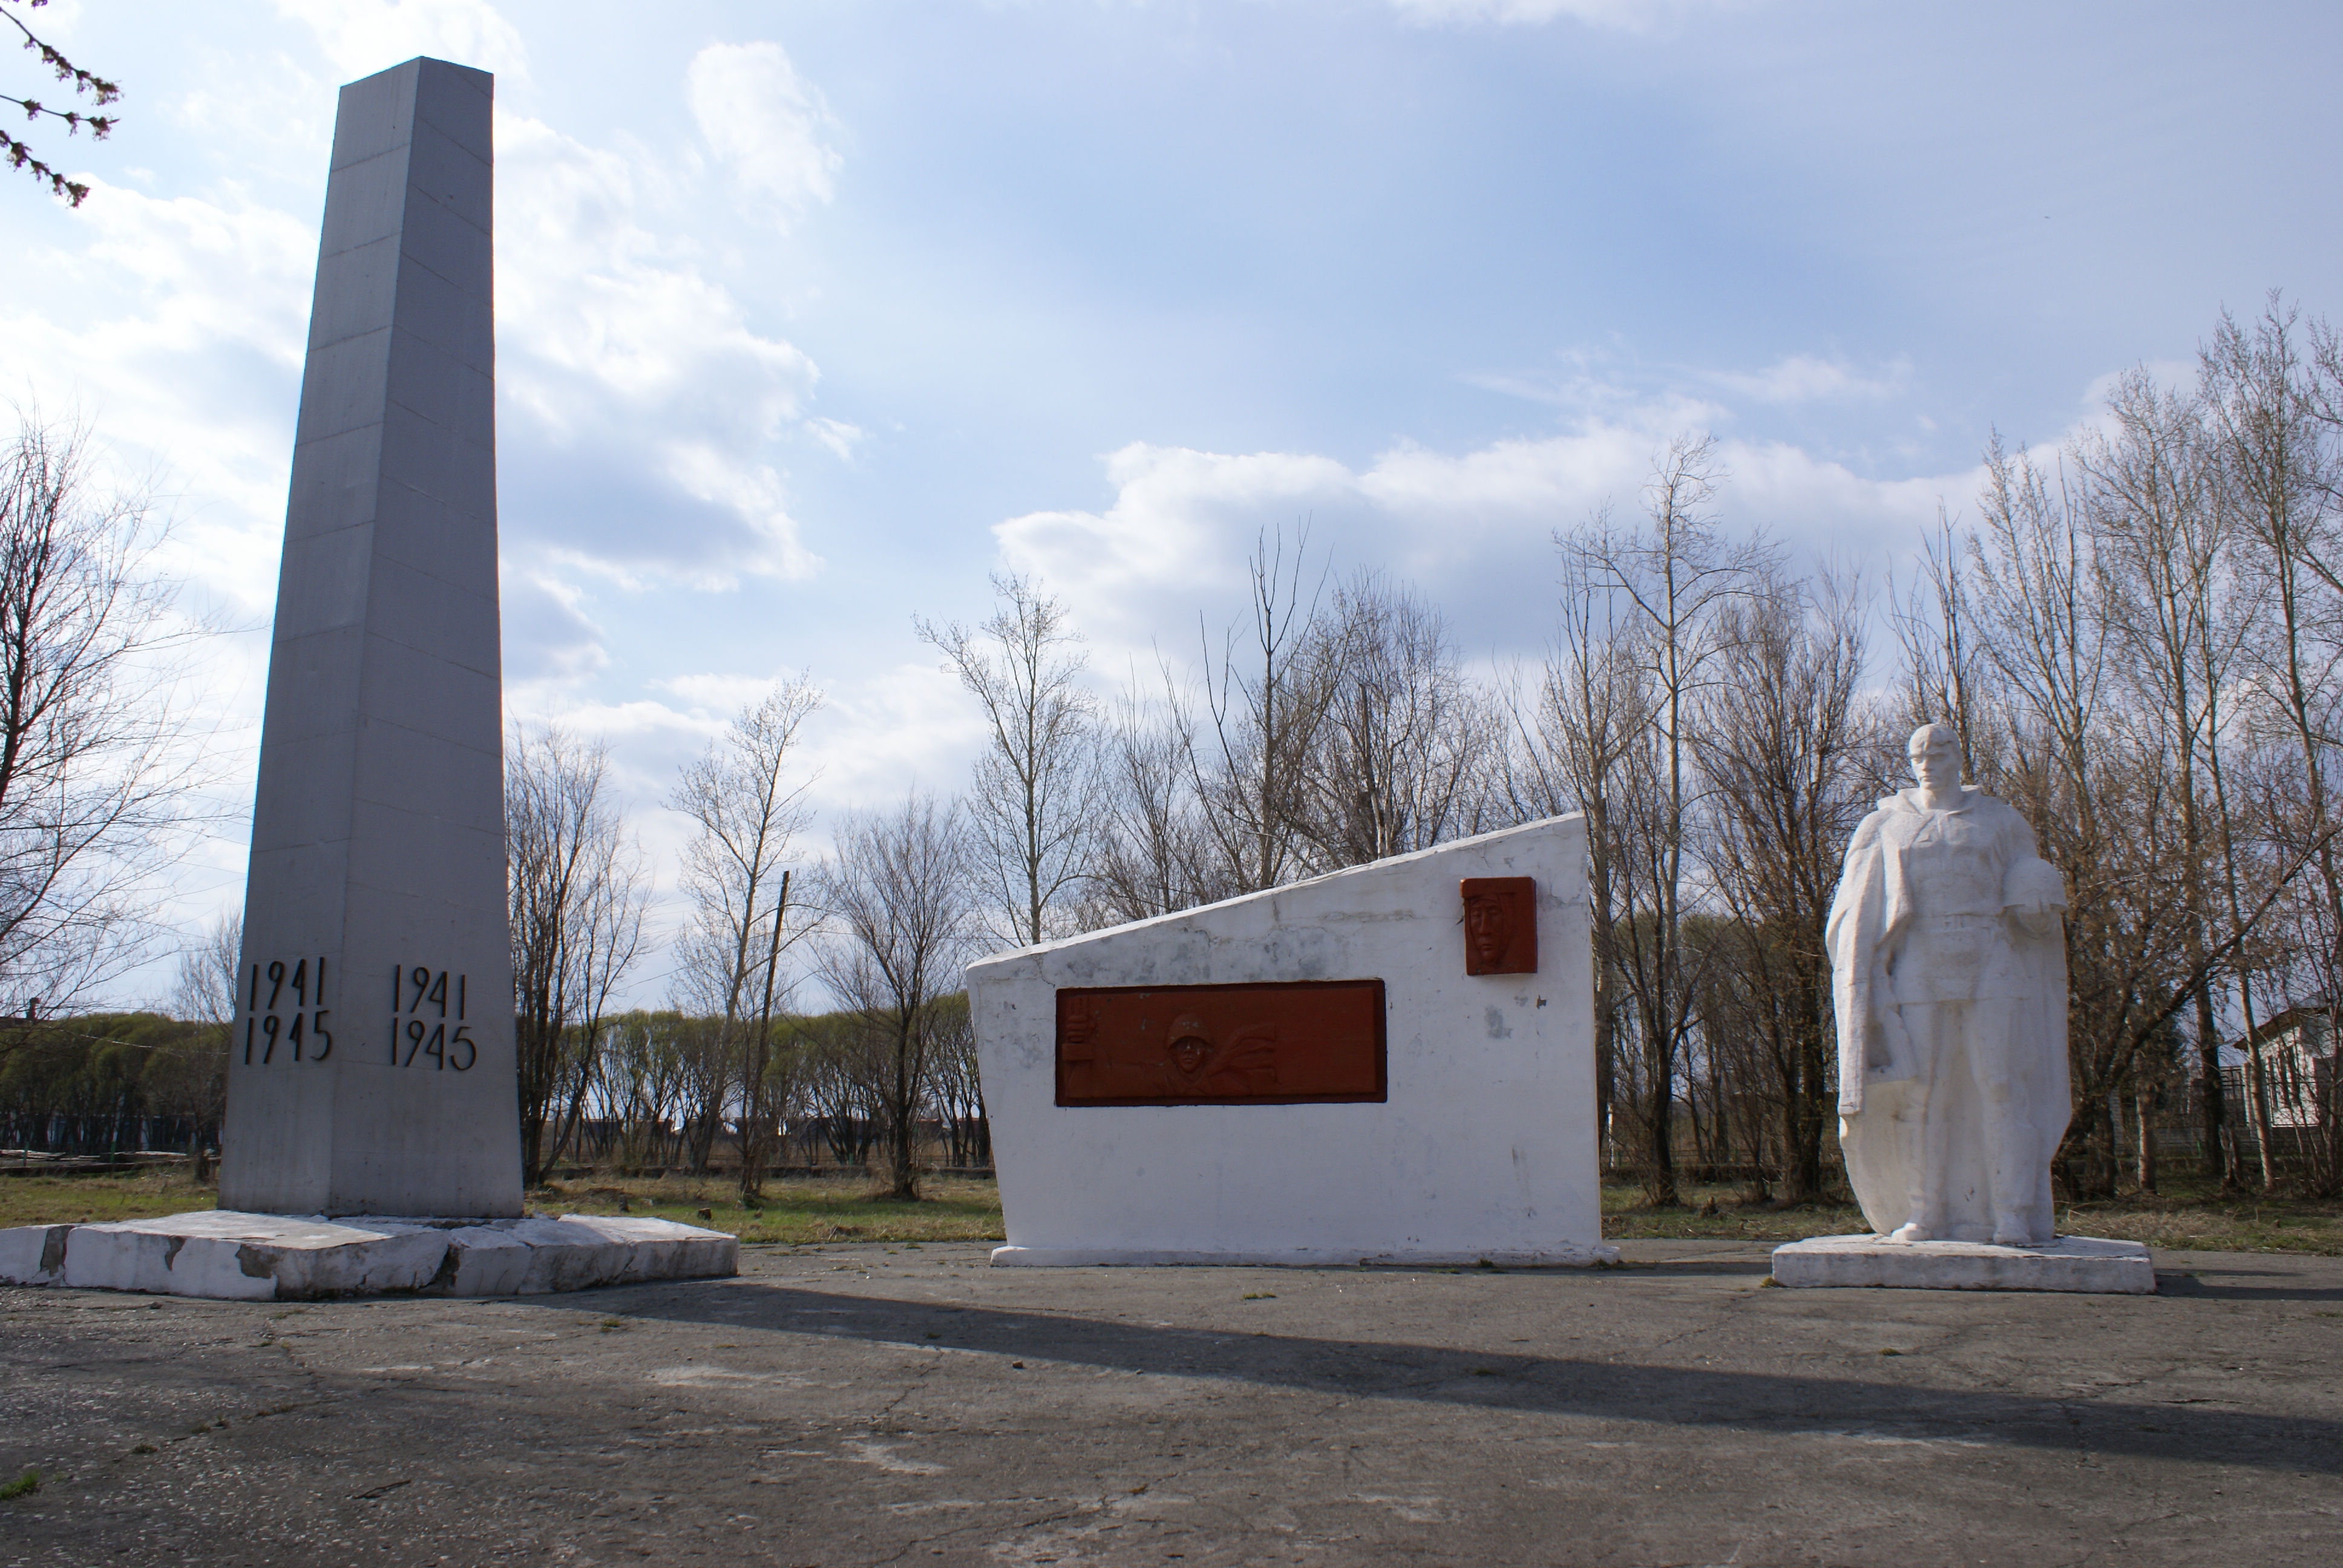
[390, 964, 474, 1070]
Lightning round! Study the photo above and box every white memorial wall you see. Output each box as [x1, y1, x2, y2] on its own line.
[969, 816, 1609, 1267]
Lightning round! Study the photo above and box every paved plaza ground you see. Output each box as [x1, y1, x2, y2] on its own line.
[3, 1240, 2337, 1566]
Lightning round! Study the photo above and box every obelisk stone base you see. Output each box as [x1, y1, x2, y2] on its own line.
[0, 1210, 735, 1299]
[1770, 1233, 2155, 1294]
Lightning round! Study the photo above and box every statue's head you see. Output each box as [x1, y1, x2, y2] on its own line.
[1907, 722, 1961, 791]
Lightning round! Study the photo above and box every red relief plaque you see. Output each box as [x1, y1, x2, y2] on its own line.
[1461, 877, 1538, 975]
[1055, 981, 1388, 1108]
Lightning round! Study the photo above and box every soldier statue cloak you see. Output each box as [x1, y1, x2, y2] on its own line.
[1827, 724, 2071, 1246]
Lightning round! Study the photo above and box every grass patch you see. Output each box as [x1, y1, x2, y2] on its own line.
[0, 1168, 1004, 1245]
[0, 1469, 38, 1501]
[1602, 1180, 1867, 1242]
[0, 1168, 215, 1230]
[1599, 1173, 2343, 1255]
[531, 1173, 1007, 1246]
[10, 1165, 2338, 1255]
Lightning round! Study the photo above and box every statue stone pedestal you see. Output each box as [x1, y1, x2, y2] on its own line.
[1771, 1233, 2154, 1295]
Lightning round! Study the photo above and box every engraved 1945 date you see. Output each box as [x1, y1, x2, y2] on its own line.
[390, 964, 475, 1070]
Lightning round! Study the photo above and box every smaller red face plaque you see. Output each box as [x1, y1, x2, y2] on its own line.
[1460, 877, 1537, 975]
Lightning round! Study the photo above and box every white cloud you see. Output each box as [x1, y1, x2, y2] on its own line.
[273, 0, 529, 84]
[997, 444, 1356, 626]
[1702, 353, 1913, 405]
[0, 181, 315, 618]
[808, 416, 865, 462]
[686, 40, 844, 218]
[997, 416, 1970, 665]
[493, 107, 825, 594]
[500, 570, 608, 687]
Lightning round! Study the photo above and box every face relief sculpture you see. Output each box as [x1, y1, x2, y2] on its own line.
[1826, 724, 2072, 1246]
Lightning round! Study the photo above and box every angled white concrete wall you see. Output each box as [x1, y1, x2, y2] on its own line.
[968, 816, 1604, 1266]
[222, 57, 519, 1218]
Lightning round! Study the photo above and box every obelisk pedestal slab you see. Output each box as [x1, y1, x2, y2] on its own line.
[222, 56, 519, 1220]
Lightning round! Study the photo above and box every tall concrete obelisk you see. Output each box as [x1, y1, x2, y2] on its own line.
[223, 57, 520, 1218]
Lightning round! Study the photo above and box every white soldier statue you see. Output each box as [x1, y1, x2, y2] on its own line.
[1827, 723, 2071, 1246]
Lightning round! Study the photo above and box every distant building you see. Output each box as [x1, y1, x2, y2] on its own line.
[2230, 1001, 2338, 1132]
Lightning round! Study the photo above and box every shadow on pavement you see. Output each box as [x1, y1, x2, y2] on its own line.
[2152, 1272, 2343, 1302]
[525, 1279, 2343, 1475]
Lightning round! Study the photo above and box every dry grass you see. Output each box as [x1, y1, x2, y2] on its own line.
[531, 1173, 1006, 1246]
[1600, 1174, 2343, 1255]
[7, 1166, 2339, 1255]
[0, 1168, 217, 1230]
[1601, 1180, 1869, 1243]
[0, 1168, 1006, 1246]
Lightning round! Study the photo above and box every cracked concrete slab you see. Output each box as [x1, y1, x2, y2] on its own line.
[1, 1240, 2336, 1565]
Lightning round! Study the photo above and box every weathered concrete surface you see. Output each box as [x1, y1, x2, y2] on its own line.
[2, 1240, 2336, 1566]
[0, 1210, 736, 1299]
[973, 815, 1605, 1269]
[1772, 1232, 2156, 1294]
[226, 54, 520, 1221]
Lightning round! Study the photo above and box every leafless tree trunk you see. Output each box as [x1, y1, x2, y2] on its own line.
[1501, 539, 1651, 1172]
[1186, 526, 1334, 895]
[1570, 435, 1764, 1204]
[1696, 566, 1875, 1202]
[2080, 370, 2235, 1187]
[816, 795, 974, 1200]
[1090, 683, 1216, 922]
[508, 726, 649, 1186]
[166, 909, 238, 1178]
[0, 414, 208, 1016]
[736, 869, 799, 1201]
[1299, 571, 1494, 869]
[670, 677, 822, 1184]
[2209, 296, 2343, 1193]
[920, 575, 1101, 950]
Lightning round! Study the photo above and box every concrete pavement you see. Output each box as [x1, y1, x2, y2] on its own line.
[3, 1240, 2336, 1566]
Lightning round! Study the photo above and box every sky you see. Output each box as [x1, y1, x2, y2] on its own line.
[7, 0, 2341, 1008]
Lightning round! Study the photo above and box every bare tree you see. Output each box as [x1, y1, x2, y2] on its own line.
[816, 794, 974, 1200]
[1185, 526, 1335, 894]
[507, 725, 649, 1187]
[669, 676, 822, 1193]
[922, 991, 988, 1167]
[591, 1010, 692, 1171]
[1089, 682, 1216, 923]
[2208, 297, 2343, 1191]
[1570, 435, 1766, 1204]
[1299, 571, 1494, 868]
[0, 414, 204, 1018]
[918, 575, 1099, 949]
[163, 908, 238, 1178]
[2080, 370, 2244, 1186]
[1695, 567, 1876, 1201]
[1501, 539, 1653, 1170]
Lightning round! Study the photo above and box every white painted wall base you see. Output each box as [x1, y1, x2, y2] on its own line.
[1769, 1233, 2155, 1294]
[991, 1244, 1616, 1268]
[969, 817, 1610, 1268]
[0, 1210, 735, 1299]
